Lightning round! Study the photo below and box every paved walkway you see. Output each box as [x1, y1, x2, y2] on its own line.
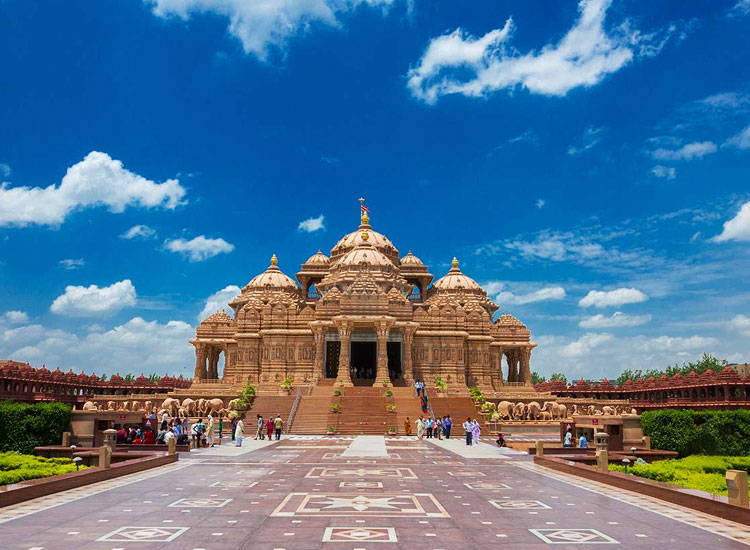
[0, 435, 748, 549]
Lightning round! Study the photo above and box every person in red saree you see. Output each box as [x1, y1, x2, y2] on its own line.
[143, 429, 156, 444]
[266, 417, 274, 440]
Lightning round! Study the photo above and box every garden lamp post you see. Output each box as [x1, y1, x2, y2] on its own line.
[630, 446, 637, 456]
[73, 456, 82, 472]
[70, 445, 76, 459]
[622, 458, 631, 474]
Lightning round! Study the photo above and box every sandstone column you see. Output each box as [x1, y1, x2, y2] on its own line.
[519, 347, 532, 385]
[193, 344, 207, 381]
[401, 325, 416, 384]
[376, 321, 391, 387]
[337, 322, 353, 386]
[313, 328, 326, 382]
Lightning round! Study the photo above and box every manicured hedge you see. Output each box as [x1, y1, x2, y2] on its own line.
[0, 401, 72, 455]
[0, 451, 86, 486]
[641, 409, 750, 457]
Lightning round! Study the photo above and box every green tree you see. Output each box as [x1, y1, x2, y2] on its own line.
[147, 373, 161, 382]
[531, 372, 546, 384]
[123, 374, 135, 382]
[549, 372, 568, 385]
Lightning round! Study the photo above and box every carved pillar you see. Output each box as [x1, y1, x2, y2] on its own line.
[376, 321, 391, 386]
[337, 323, 353, 386]
[402, 326, 416, 384]
[519, 347, 532, 385]
[193, 344, 207, 381]
[313, 328, 325, 382]
[506, 349, 517, 383]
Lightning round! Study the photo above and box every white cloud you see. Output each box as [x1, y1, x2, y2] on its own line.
[579, 287, 648, 308]
[579, 311, 652, 329]
[163, 235, 234, 262]
[567, 126, 603, 155]
[298, 214, 326, 233]
[50, 280, 137, 317]
[145, 0, 395, 61]
[3, 311, 29, 324]
[560, 332, 614, 357]
[59, 258, 85, 270]
[651, 141, 717, 161]
[198, 285, 241, 322]
[408, 0, 670, 104]
[651, 165, 676, 180]
[639, 335, 717, 352]
[121, 224, 157, 240]
[729, 314, 750, 336]
[536, 199, 545, 209]
[724, 124, 750, 149]
[0, 163, 10, 179]
[711, 201, 750, 242]
[489, 284, 566, 305]
[729, 0, 750, 16]
[0, 151, 186, 227]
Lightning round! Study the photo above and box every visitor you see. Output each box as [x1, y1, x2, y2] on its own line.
[463, 417, 473, 445]
[218, 417, 223, 446]
[496, 432, 507, 447]
[274, 414, 283, 440]
[420, 393, 429, 413]
[255, 414, 264, 440]
[404, 416, 412, 436]
[436, 418, 443, 440]
[161, 410, 168, 431]
[266, 416, 274, 440]
[156, 427, 167, 444]
[471, 419, 481, 445]
[133, 434, 142, 445]
[143, 428, 156, 444]
[231, 415, 237, 441]
[183, 417, 191, 444]
[192, 418, 206, 448]
[443, 415, 452, 439]
[205, 415, 215, 447]
[563, 427, 573, 448]
[578, 433, 588, 448]
[416, 416, 425, 439]
[116, 426, 127, 444]
[164, 427, 176, 444]
[127, 426, 137, 443]
[426, 417, 433, 438]
[415, 379, 423, 397]
[235, 415, 245, 447]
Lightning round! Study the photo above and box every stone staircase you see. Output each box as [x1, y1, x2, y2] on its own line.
[289, 386, 338, 434]
[429, 394, 484, 427]
[392, 387, 428, 435]
[244, 395, 296, 433]
[336, 387, 392, 435]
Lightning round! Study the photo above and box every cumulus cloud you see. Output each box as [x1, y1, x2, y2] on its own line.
[488, 284, 566, 305]
[651, 165, 676, 180]
[651, 141, 717, 161]
[58, 258, 85, 270]
[560, 332, 614, 357]
[0, 152, 186, 227]
[579, 287, 648, 308]
[729, 0, 750, 16]
[298, 214, 326, 233]
[198, 285, 241, 322]
[50, 280, 137, 317]
[163, 235, 234, 262]
[567, 126, 603, 155]
[711, 201, 750, 242]
[3, 311, 29, 324]
[408, 0, 671, 104]
[578, 311, 652, 329]
[0, 163, 10, 178]
[536, 199, 545, 209]
[121, 224, 157, 240]
[724, 124, 750, 149]
[639, 335, 717, 352]
[729, 314, 750, 336]
[145, 0, 395, 61]
[0, 316, 195, 375]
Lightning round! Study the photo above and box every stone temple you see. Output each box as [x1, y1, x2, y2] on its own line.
[191, 202, 536, 391]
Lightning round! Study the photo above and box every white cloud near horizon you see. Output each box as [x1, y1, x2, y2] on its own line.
[121, 224, 157, 240]
[3, 311, 29, 324]
[712, 201, 750, 242]
[579, 287, 648, 308]
[488, 284, 566, 305]
[50, 280, 137, 317]
[407, 0, 672, 104]
[579, 311, 652, 329]
[0, 152, 186, 227]
[298, 214, 326, 233]
[651, 141, 717, 161]
[198, 285, 241, 322]
[163, 235, 235, 262]
[145, 0, 396, 61]
[729, 314, 750, 336]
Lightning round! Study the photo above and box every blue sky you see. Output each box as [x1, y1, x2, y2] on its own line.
[0, 0, 749, 380]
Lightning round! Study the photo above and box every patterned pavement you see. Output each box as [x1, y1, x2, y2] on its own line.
[0, 435, 748, 549]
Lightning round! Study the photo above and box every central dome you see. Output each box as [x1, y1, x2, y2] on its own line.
[330, 212, 399, 263]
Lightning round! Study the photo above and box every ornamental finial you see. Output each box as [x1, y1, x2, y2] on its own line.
[359, 197, 370, 225]
[361, 229, 370, 242]
[451, 257, 459, 268]
[270, 254, 278, 266]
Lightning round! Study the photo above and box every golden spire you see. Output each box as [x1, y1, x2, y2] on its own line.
[270, 254, 278, 266]
[451, 257, 459, 268]
[359, 197, 370, 225]
[361, 229, 370, 241]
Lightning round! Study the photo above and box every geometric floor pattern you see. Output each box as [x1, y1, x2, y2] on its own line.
[1, 435, 749, 549]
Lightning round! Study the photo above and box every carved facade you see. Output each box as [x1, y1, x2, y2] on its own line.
[190, 206, 536, 390]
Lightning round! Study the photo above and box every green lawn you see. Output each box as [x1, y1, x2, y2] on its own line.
[609, 455, 750, 497]
[0, 451, 88, 486]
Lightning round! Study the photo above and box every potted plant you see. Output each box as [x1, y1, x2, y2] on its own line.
[384, 389, 393, 397]
[280, 377, 293, 394]
[388, 426, 397, 435]
[333, 389, 343, 396]
[381, 379, 390, 388]
[434, 376, 447, 395]
[386, 404, 396, 413]
[327, 426, 336, 435]
[329, 403, 341, 413]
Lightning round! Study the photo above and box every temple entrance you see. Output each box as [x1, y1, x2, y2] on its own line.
[350, 341, 377, 382]
[325, 341, 340, 378]
[387, 342, 402, 381]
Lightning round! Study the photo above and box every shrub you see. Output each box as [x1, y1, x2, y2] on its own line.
[386, 405, 396, 413]
[0, 401, 71, 455]
[329, 404, 340, 412]
[641, 409, 750, 457]
[280, 377, 293, 389]
[384, 390, 393, 397]
[434, 377, 447, 390]
[0, 451, 88, 486]
[333, 389, 343, 396]
[480, 402, 495, 412]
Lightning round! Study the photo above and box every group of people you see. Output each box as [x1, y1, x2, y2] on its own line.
[232, 413, 284, 447]
[563, 427, 589, 448]
[404, 415, 454, 439]
[116, 425, 156, 445]
[462, 417, 481, 445]
[142, 410, 222, 448]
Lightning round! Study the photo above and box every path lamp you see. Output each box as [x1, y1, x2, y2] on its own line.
[630, 446, 637, 456]
[70, 445, 76, 459]
[622, 458, 631, 474]
[73, 456, 82, 472]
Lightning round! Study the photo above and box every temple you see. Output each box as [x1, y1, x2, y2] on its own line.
[190, 200, 536, 391]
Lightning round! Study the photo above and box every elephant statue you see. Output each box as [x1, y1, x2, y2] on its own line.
[205, 398, 225, 416]
[542, 401, 560, 419]
[593, 407, 604, 416]
[526, 401, 541, 421]
[539, 411, 552, 421]
[496, 401, 514, 421]
[512, 402, 526, 420]
[196, 398, 207, 415]
[602, 406, 616, 415]
[177, 407, 188, 420]
[587, 404, 596, 415]
[131, 400, 141, 411]
[558, 404, 568, 419]
[161, 398, 181, 416]
[82, 400, 98, 410]
[120, 400, 131, 411]
[144, 400, 153, 413]
[107, 400, 116, 411]
[181, 398, 197, 415]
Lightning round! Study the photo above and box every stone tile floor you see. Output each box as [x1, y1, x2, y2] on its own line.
[0, 435, 748, 549]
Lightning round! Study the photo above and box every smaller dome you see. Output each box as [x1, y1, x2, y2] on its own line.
[339, 239, 393, 268]
[245, 255, 299, 290]
[202, 310, 233, 324]
[305, 250, 329, 266]
[400, 251, 424, 267]
[432, 258, 481, 291]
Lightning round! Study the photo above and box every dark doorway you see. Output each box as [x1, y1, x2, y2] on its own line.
[325, 341, 340, 378]
[387, 342, 402, 380]
[350, 341, 377, 381]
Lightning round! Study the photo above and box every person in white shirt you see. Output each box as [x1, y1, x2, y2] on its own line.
[161, 411, 168, 430]
[235, 415, 245, 447]
[163, 429, 175, 443]
[463, 417, 473, 445]
[416, 417, 425, 439]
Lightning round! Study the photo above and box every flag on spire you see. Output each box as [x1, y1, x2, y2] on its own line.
[359, 197, 370, 214]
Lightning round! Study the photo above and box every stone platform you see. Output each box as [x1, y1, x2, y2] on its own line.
[0, 436, 748, 548]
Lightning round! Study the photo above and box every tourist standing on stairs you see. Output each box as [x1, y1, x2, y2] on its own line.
[463, 417, 473, 445]
[235, 415, 245, 447]
[255, 414, 264, 440]
[274, 414, 283, 440]
[443, 415, 452, 439]
[415, 380, 423, 397]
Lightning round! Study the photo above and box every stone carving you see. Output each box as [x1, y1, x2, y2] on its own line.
[107, 400, 116, 411]
[526, 401, 541, 421]
[181, 398, 197, 415]
[228, 398, 244, 410]
[512, 402, 526, 420]
[558, 404, 567, 419]
[144, 400, 153, 413]
[539, 411, 552, 421]
[602, 405, 616, 415]
[204, 398, 225, 416]
[196, 398, 207, 415]
[161, 398, 181, 416]
[496, 401, 514, 420]
[82, 400, 98, 410]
